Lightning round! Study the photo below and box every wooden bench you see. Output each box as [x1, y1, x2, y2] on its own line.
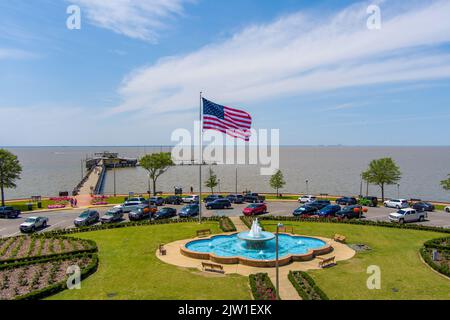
[159, 244, 167, 256]
[201, 262, 225, 274]
[334, 234, 346, 243]
[197, 229, 212, 238]
[318, 256, 335, 268]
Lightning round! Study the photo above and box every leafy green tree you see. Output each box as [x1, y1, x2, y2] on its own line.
[140, 153, 174, 196]
[441, 174, 450, 191]
[0, 149, 22, 207]
[205, 167, 218, 194]
[270, 170, 286, 197]
[362, 158, 401, 202]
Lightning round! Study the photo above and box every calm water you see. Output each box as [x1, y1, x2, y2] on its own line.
[3, 146, 450, 202]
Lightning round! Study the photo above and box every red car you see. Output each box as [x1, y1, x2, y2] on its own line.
[243, 203, 267, 216]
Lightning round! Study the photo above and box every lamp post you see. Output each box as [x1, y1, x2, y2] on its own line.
[305, 180, 309, 195]
[218, 179, 221, 194]
[275, 222, 283, 300]
[113, 163, 117, 197]
[397, 184, 400, 199]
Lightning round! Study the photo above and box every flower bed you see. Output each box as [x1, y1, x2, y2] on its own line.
[420, 237, 450, 277]
[47, 204, 66, 209]
[49, 197, 73, 202]
[288, 271, 329, 300]
[249, 273, 278, 300]
[218, 217, 236, 232]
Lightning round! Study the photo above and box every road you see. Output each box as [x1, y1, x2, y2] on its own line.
[1, 201, 449, 238]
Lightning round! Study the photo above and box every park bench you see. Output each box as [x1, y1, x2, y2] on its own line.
[334, 234, 346, 243]
[318, 256, 335, 268]
[159, 244, 167, 256]
[197, 229, 212, 238]
[201, 262, 225, 274]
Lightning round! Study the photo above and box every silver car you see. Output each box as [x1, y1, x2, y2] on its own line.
[20, 216, 49, 233]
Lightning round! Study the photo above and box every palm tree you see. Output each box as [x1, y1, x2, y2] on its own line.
[362, 158, 401, 202]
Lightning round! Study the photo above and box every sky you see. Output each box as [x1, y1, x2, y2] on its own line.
[0, 0, 449, 146]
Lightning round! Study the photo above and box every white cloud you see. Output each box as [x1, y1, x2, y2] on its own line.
[112, 0, 450, 115]
[70, 0, 192, 42]
[0, 48, 36, 60]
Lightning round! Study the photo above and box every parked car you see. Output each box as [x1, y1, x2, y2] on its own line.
[298, 195, 316, 203]
[243, 203, 267, 216]
[336, 205, 365, 219]
[127, 197, 148, 203]
[335, 197, 357, 206]
[244, 193, 265, 203]
[204, 194, 224, 203]
[115, 199, 147, 213]
[307, 200, 331, 210]
[0, 206, 20, 219]
[149, 197, 165, 206]
[446, 206, 450, 213]
[154, 207, 177, 220]
[20, 216, 49, 233]
[384, 199, 409, 209]
[318, 205, 342, 217]
[74, 210, 99, 227]
[293, 205, 319, 217]
[165, 196, 182, 205]
[179, 204, 199, 218]
[412, 202, 435, 212]
[182, 195, 199, 204]
[128, 205, 152, 221]
[206, 199, 232, 210]
[359, 196, 378, 207]
[226, 194, 244, 204]
[389, 208, 427, 224]
[101, 208, 124, 224]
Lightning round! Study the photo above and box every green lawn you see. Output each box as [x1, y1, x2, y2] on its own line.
[49, 222, 251, 300]
[262, 221, 450, 300]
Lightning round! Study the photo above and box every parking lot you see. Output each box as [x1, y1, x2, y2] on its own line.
[1, 201, 449, 238]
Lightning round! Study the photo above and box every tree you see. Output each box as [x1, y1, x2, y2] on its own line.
[139, 153, 174, 196]
[362, 158, 401, 202]
[0, 149, 22, 207]
[441, 174, 450, 191]
[270, 170, 286, 197]
[205, 167, 218, 194]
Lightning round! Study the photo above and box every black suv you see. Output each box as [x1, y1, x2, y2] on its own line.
[204, 195, 224, 203]
[336, 197, 357, 205]
[336, 205, 364, 219]
[206, 199, 232, 210]
[226, 194, 244, 204]
[0, 206, 20, 219]
[165, 196, 182, 205]
[244, 193, 265, 203]
[308, 200, 331, 210]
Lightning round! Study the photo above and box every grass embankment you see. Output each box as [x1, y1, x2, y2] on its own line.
[262, 221, 450, 300]
[49, 221, 250, 300]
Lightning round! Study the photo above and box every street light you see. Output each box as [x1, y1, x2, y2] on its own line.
[218, 179, 221, 194]
[397, 184, 400, 199]
[275, 222, 283, 300]
[305, 180, 309, 195]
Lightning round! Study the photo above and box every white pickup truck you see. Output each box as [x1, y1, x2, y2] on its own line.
[389, 208, 427, 224]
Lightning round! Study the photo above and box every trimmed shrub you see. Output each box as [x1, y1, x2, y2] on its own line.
[288, 271, 329, 300]
[249, 273, 278, 300]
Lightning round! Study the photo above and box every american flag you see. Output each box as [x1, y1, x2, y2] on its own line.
[202, 98, 252, 141]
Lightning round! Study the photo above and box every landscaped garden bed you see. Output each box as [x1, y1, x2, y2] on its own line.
[288, 271, 328, 300]
[0, 254, 97, 300]
[249, 273, 278, 300]
[219, 217, 236, 232]
[420, 237, 450, 277]
[0, 236, 96, 264]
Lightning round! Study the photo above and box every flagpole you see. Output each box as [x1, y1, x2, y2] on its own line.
[199, 92, 203, 224]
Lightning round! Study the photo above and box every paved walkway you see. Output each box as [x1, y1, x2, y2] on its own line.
[229, 216, 249, 232]
[75, 161, 104, 207]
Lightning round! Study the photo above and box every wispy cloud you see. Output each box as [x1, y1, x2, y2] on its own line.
[70, 0, 193, 42]
[111, 0, 450, 115]
[0, 48, 37, 60]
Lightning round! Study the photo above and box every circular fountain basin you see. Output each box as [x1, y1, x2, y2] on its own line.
[181, 233, 333, 268]
[238, 231, 275, 242]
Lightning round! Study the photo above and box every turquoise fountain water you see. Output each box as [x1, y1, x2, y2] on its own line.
[186, 219, 326, 260]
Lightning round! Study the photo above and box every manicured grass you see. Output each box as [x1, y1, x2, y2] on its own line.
[49, 222, 251, 300]
[262, 221, 450, 300]
[5, 200, 56, 212]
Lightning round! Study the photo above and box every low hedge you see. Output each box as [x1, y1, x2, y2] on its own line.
[423, 237, 450, 252]
[288, 271, 329, 300]
[42, 216, 229, 236]
[249, 273, 278, 300]
[219, 217, 237, 232]
[420, 236, 450, 278]
[15, 253, 99, 300]
[258, 216, 450, 234]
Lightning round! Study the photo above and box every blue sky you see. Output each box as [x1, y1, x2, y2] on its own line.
[0, 0, 449, 146]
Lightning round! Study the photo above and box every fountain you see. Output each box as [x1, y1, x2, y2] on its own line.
[237, 219, 275, 249]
